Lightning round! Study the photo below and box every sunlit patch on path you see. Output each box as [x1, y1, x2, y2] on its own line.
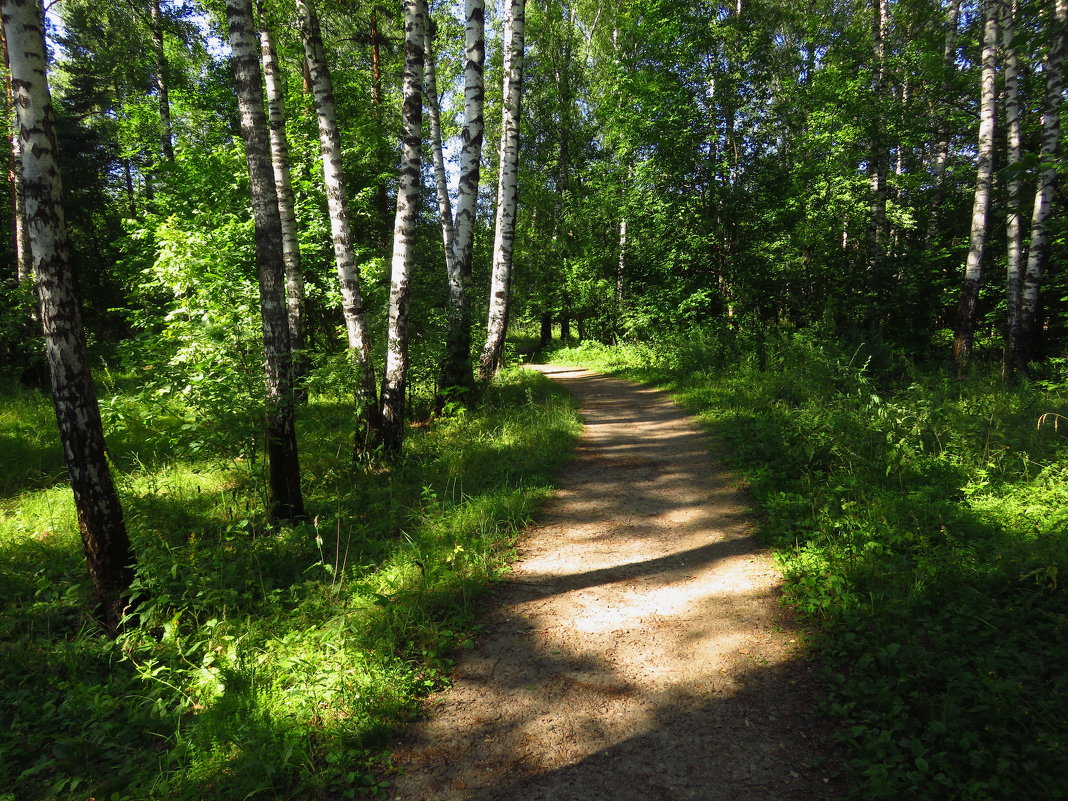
[388, 366, 841, 800]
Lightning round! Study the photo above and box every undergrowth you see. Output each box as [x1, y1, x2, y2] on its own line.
[0, 366, 581, 801]
[551, 330, 1068, 801]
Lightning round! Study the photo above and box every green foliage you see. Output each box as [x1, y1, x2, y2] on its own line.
[0, 367, 581, 800]
[552, 329, 1068, 801]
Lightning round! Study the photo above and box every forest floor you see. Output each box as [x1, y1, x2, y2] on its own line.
[385, 366, 844, 800]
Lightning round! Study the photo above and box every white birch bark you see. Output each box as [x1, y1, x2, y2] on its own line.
[436, 0, 485, 404]
[424, 20, 455, 277]
[952, 0, 998, 371]
[295, 0, 380, 442]
[258, 5, 307, 388]
[1002, 0, 1024, 376]
[478, 0, 526, 380]
[225, 0, 304, 522]
[2, 23, 30, 285]
[380, 0, 425, 453]
[1014, 0, 1068, 369]
[2, 0, 134, 634]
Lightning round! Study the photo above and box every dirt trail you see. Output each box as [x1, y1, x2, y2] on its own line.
[388, 366, 841, 800]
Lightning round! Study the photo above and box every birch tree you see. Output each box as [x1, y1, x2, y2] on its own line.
[1010, 0, 1067, 374]
[2, 0, 134, 634]
[380, 0, 425, 453]
[1002, 0, 1024, 377]
[224, 0, 304, 522]
[952, 0, 998, 372]
[1, 21, 30, 285]
[436, 0, 485, 407]
[258, 2, 307, 390]
[295, 0, 380, 445]
[479, 0, 526, 380]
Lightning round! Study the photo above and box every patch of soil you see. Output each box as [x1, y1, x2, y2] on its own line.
[387, 366, 843, 800]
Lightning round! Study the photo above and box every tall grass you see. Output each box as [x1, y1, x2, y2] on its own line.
[551, 331, 1068, 801]
[0, 366, 581, 801]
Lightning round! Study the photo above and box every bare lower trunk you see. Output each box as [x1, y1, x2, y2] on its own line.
[380, 0, 425, 454]
[3, 0, 134, 635]
[478, 0, 526, 380]
[952, 0, 998, 372]
[1012, 0, 1067, 371]
[295, 0, 380, 446]
[258, 6, 308, 393]
[150, 0, 174, 161]
[1002, 0, 1024, 378]
[225, 0, 304, 523]
[436, 0, 485, 407]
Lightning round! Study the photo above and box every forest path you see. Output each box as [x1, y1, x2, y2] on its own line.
[387, 366, 841, 800]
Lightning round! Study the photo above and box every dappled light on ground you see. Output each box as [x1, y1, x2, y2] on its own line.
[388, 367, 841, 800]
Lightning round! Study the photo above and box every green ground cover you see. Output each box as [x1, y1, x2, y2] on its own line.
[550, 332, 1068, 801]
[0, 366, 581, 801]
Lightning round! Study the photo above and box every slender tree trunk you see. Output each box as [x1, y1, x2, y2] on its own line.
[952, 0, 998, 371]
[867, 0, 889, 281]
[424, 21, 455, 279]
[1012, 0, 1067, 371]
[369, 9, 389, 237]
[295, 0, 380, 446]
[924, 0, 963, 254]
[436, 0, 485, 408]
[150, 0, 174, 161]
[380, 0, 425, 454]
[1002, 0, 1024, 377]
[3, 0, 134, 635]
[478, 0, 526, 380]
[225, 0, 304, 523]
[258, 5, 308, 393]
[539, 310, 551, 348]
[2, 22, 29, 284]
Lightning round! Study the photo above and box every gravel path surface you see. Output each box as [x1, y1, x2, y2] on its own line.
[387, 366, 842, 800]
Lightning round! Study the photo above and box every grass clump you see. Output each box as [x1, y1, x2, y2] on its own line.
[0, 366, 581, 801]
[551, 330, 1068, 801]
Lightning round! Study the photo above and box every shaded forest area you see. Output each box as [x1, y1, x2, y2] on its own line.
[1, 0, 1067, 799]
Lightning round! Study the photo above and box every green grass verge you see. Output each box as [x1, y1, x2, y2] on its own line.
[549, 334, 1068, 801]
[0, 366, 581, 801]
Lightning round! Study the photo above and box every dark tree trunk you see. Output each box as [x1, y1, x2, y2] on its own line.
[225, 0, 304, 523]
[3, 0, 135, 635]
[150, 0, 174, 161]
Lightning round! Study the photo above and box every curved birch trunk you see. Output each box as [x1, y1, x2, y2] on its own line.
[952, 0, 997, 372]
[295, 0, 380, 447]
[258, 6, 307, 393]
[478, 0, 526, 380]
[1013, 0, 1067, 371]
[3, 0, 134, 634]
[436, 0, 485, 407]
[380, 0, 425, 454]
[225, 0, 304, 523]
[1002, 0, 1024, 378]
[150, 0, 174, 161]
